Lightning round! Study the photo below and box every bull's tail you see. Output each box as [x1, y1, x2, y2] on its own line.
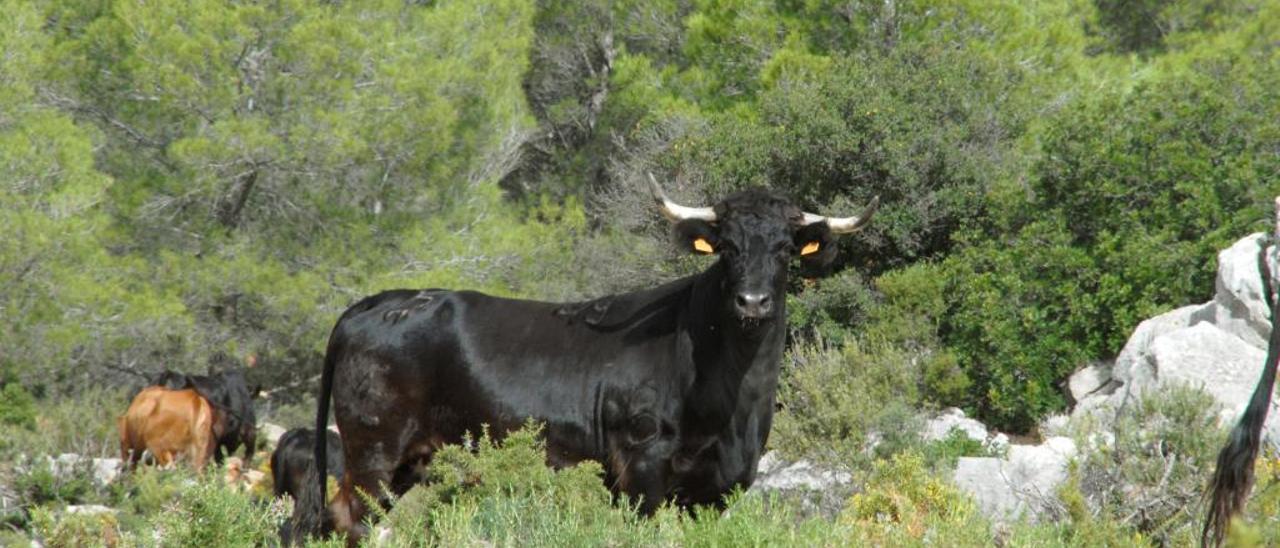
[290, 326, 342, 542]
[1202, 236, 1279, 547]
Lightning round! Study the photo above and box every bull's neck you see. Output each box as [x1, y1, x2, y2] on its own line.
[682, 261, 786, 425]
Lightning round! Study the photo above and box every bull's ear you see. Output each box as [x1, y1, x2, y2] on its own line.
[673, 219, 720, 255]
[794, 222, 837, 275]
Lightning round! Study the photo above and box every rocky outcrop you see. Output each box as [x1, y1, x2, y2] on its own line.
[42, 453, 121, 486]
[64, 504, 115, 516]
[923, 407, 1009, 452]
[952, 436, 1076, 523]
[752, 451, 852, 492]
[259, 422, 288, 446]
[746, 451, 854, 517]
[1070, 233, 1280, 445]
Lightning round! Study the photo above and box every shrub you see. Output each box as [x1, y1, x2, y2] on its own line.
[384, 423, 660, 547]
[919, 429, 997, 470]
[1071, 385, 1224, 545]
[1225, 452, 1280, 547]
[942, 48, 1280, 432]
[149, 475, 282, 547]
[772, 338, 923, 467]
[12, 459, 95, 509]
[0, 388, 128, 462]
[106, 467, 188, 525]
[1088, 0, 1255, 55]
[30, 506, 120, 548]
[0, 383, 37, 431]
[841, 453, 990, 546]
[664, 38, 1029, 272]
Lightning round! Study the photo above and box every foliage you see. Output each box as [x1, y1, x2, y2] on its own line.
[0, 387, 127, 462]
[842, 453, 991, 546]
[149, 474, 283, 546]
[30, 506, 121, 548]
[384, 425, 991, 546]
[3, 0, 551, 401]
[772, 338, 923, 466]
[1088, 0, 1258, 55]
[0, 383, 37, 431]
[920, 429, 997, 470]
[11, 459, 96, 511]
[1071, 385, 1225, 545]
[941, 38, 1280, 430]
[1224, 452, 1280, 547]
[385, 423, 660, 546]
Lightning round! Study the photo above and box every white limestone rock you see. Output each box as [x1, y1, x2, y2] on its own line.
[752, 459, 852, 492]
[64, 504, 115, 516]
[259, 422, 288, 446]
[923, 407, 989, 444]
[1146, 322, 1280, 441]
[1195, 233, 1274, 348]
[1068, 361, 1118, 406]
[953, 436, 1077, 523]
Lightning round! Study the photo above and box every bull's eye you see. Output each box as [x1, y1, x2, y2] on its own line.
[692, 237, 715, 254]
[800, 241, 821, 256]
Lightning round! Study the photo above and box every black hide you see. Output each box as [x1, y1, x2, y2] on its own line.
[272, 427, 344, 499]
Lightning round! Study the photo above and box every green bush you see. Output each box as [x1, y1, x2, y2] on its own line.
[842, 453, 990, 546]
[920, 429, 998, 470]
[772, 339, 923, 467]
[106, 467, 189, 526]
[1224, 451, 1280, 547]
[1088, 0, 1255, 55]
[149, 474, 282, 546]
[380, 424, 1010, 547]
[0, 383, 37, 431]
[1071, 385, 1224, 545]
[0, 387, 127, 462]
[942, 46, 1280, 432]
[384, 423, 660, 547]
[667, 38, 1029, 271]
[30, 506, 120, 548]
[12, 459, 96, 509]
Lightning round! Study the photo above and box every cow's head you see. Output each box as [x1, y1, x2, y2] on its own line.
[650, 174, 878, 324]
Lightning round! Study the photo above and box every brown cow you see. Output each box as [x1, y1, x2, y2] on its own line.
[118, 387, 225, 471]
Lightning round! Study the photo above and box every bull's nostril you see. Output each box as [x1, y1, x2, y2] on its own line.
[735, 293, 772, 317]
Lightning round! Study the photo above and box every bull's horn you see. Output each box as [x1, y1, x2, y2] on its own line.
[803, 196, 880, 234]
[648, 173, 716, 223]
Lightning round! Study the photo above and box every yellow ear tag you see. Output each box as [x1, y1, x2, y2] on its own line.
[693, 237, 715, 254]
[800, 241, 821, 256]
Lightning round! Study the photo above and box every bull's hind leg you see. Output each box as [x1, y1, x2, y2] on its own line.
[328, 426, 430, 546]
[329, 460, 395, 546]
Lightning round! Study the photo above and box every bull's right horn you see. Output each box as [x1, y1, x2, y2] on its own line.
[802, 196, 880, 234]
[649, 173, 717, 223]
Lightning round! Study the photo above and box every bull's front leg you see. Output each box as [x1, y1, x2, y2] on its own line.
[610, 414, 680, 514]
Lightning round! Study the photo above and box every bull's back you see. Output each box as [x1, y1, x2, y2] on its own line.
[329, 288, 684, 462]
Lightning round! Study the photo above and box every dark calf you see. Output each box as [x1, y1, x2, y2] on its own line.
[272, 427, 345, 500]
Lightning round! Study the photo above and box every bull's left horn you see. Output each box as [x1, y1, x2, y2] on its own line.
[648, 173, 716, 223]
[803, 195, 880, 234]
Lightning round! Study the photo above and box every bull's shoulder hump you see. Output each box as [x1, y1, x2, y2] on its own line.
[553, 275, 698, 329]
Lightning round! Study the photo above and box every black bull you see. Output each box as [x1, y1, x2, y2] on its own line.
[293, 182, 878, 542]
